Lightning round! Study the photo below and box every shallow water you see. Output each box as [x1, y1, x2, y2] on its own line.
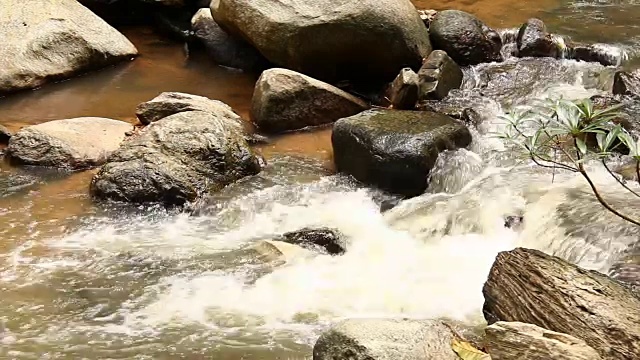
[2, 1, 640, 359]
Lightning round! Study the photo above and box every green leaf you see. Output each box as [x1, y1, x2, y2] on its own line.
[576, 137, 587, 155]
[451, 338, 491, 360]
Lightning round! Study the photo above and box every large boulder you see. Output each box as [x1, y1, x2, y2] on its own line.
[90, 110, 261, 206]
[7, 118, 133, 170]
[332, 110, 472, 197]
[251, 68, 369, 133]
[516, 18, 560, 58]
[313, 319, 459, 360]
[136, 92, 242, 125]
[0, 0, 138, 95]
[485, 322, 603, 360]
[211, 0, 432, 83]
[429, 10, 502, 66]
[483, 248, 640, 360]
[418, 50, 463, 101]
[191, 8, 268, 71]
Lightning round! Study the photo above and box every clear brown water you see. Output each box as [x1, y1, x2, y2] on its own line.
[2, 1, 640, 359]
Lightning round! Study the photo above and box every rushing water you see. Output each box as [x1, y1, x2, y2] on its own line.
[2, 1, 640, 359]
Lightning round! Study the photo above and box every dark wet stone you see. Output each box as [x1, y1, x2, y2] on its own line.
[279, 228, 345, 255]
[613, 70, 640, 97]
[191, 8, 268, 71]
[429, 10, 502, 66]
[332, 109, 472, 197]
[418, 50, 463, 101]
[569, 43, 625, 67]
[516, 18, 559, 58]
[0, 125, 12, 144]
[389, 68, 419, 110]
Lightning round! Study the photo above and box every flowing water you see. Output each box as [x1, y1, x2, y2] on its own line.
[2, 1, 640, 359]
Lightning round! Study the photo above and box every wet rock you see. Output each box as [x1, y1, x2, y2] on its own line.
[429, 10, 502, 66]
[389, 68, 419, 110]
[332, 110, 472, 197]
[485, 322, 603, 360]
[483, 248, 640, 360]
[613, 70, 640, 96]
[313, 318, 459, 360]
[136, 92, 242, 125]
[569, 43, 626, 67]
[0, 125, 12, 144]
[91, 110, 261, 206]
[418, 50, 463, 101]
[0, 0, 138, 95]
[517, 18, 559, 58]
[211, 0, 431, 83]
[7, 118, 132, 170]
[251, 68, 369, 133]
[191, 8, 267, 71]
[279, 228, 345, 255]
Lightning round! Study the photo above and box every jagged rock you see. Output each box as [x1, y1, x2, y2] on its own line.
[211, 0, 431, 83]
[570, 43, 626, 67]
[486, 322, 603, 360]
[332, 109, 472, 197]
[418, 50, 463, 101]
[7, 118, 132, 170]
[191, 8, 268, 71]
[429, 10, 502, 66]
[251, 68, 368, 133]
[136, 92, 243, 125]
[613, 70, 640, 96]
[313, 318, 459, 360]
[278, 228, 345, 255]
[389, 68, 419, 110]
[517, 18, 559, 58]
[0, 125, 12, 144]
[0, 0, 138, 94]
[91, 110, 261, 206]
[483, 248, 640, 360]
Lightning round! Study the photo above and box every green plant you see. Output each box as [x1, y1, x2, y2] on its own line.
[498, 97, 640, 226]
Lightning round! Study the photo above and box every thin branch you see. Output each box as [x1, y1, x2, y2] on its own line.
[601, 160, 640, 198]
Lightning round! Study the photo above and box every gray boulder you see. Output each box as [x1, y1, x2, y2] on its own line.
[191, 8, 268, 71]
[517, 18, 560, 58]
[211, 0, 431, 82]
[418, 50, 463, 101]
[332, 110, 472, 197]
[7, 118, 132, 170]
[278, 228, 345, 255]
[313, 318, 459, 360]
[0, 125, 12, 144]
[486, 322, 603, 360]
[136, 92, 243, 125]
[613, 70, 640, 96]
[251, 68, 369, 133]
[429, 10, 502, 66]
[389, 68, 420, 110]
[0, 0, 138, 95]
[91, 110, 260, 206]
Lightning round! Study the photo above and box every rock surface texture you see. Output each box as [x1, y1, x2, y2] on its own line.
[485, 321, 603, 360]
[389, 68, 420, 110]
[429, 10, 502, 66]
[251, 68, 368, 133]
[136, 92, 242, 125]
[7, 118, 132, 170]
[483, 248, 640, 360]
[211, 0, 431, 82]
[613, 70, 640, 96]
[191, 8, 267, 71]
[313, 318, 459, 360]
[332, 110, 471, 197]
[418, 50, 463, 100]
[516, 18, 559, 58]
[91, 110, 261, 206]
[0, 0, 138, 94]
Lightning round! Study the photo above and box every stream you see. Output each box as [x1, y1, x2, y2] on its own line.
[2, 0, 640, 359]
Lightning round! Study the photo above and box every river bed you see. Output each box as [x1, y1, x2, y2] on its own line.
[1, 1, 640, 359]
